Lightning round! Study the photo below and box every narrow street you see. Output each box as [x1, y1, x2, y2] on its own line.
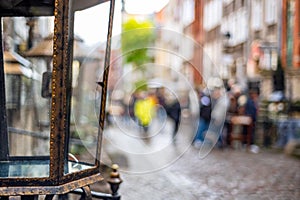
[103, 115, 197, 174]
[102, 116, 300, 200]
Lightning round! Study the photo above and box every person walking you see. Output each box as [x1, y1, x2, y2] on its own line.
[244, 89, 259, 145]
[193, 90, 212, 148]
[166, 98, 181, 142]
[134, 93, 156, 134]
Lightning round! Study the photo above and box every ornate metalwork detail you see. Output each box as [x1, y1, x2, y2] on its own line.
[107, 164, 122, 197]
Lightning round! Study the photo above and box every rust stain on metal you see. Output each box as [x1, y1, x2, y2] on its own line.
[0, 174, 103, 196]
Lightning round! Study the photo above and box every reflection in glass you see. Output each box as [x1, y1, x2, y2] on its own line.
[4, 49, 50, 157]
[0, 159, 93, 178]
[0, 159, 49, 178]
[66, 3, 110, 173]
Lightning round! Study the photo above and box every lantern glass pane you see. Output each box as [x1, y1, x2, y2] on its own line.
[0, 16, 54, 178]
[66, 2, 110, 174]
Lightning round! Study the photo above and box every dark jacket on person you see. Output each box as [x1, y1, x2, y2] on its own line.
[166, 100, 181, 123]
[200, 95, 212, 122]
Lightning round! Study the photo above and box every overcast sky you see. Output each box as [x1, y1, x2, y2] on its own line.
[74, 0, 169, 46]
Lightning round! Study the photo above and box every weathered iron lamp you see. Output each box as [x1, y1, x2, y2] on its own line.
[0, 0, 120, 199]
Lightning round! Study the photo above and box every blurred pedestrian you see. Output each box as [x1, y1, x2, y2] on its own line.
[244, 89, 259, 145]
[223, 83, 242, 146]
[156, 87, 167, 120]
[193, 89, 212, 148]
[166, 98, 181, 141]
[134, 93, 156, 134]
[129, 91, 139, 123]
[228, 89, 258, 148]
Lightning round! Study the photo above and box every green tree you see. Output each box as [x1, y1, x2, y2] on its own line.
[121, 18, 155, 68]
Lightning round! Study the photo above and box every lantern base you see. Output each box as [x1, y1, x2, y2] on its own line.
[0, 173, 103, 196]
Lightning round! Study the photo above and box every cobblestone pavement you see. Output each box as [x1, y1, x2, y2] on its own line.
[103, 117, 300, 200]
[118, 148, 300, 200]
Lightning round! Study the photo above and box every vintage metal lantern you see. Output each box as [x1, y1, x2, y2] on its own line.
[0, 0, 120, 199]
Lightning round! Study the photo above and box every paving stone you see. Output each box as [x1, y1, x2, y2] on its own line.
[103, 119, 300, 199]
[117, 148, 300, 200]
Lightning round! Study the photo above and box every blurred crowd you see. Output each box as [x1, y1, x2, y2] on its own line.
[106, 78, 260, 150]
[193, 78, 259, 151]
[106, 87, 183, 139]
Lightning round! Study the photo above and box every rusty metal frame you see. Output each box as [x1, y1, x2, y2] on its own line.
[49, 0, 71, 184]
[95, 0, 115, 167]
[0, 0, 55, 17]
[48, 0, 116, 186]
[0, 174, 102, 196]
[0, 0, 116, 194]
[0, 17, 9, 162]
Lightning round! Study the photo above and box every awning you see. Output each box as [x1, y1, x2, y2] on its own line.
[4, 51, 40, 79]
[4, 63, 33, 77]
[25, 33, 101, 61]
[4, 50, 31, 67]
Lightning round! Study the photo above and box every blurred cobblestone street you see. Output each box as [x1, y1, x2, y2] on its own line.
[102, 117, 300, 200]
[119, 148, 300, 200]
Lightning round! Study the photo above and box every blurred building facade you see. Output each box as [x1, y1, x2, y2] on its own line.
[3, 0, 300, 103]
[154, 0, 195, 95]
[154, 0, 300, 108]
[282, 0, 300, 100]
[182, 0, 300, 102]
